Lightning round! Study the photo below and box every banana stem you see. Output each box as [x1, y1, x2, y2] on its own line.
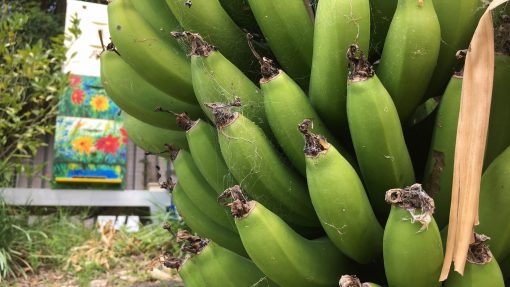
[206, 98, 242, 128]
[385, 183, 435, 230]
[219, 185, 254, 218]
[246, 33, 279, 81]
[467, 233, 493, 264]
[347, 44, 374, 82]
[298, 119, 331, 157]
[177, 230, 210, 254]
[176, 112, 197, 131]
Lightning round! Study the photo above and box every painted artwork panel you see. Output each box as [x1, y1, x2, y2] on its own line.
[59, 74, 120, 119]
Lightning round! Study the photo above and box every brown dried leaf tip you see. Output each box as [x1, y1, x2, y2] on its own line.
[247, 33, 279, 81]
[176, 112, 196, 131]
[467, 233, 493, 265]
[159, 252, 183, 270]
[164, 144, 180, 161]
[298, 119, 330, 157]
[218, 185, 252, 218]
[347, 44, 374, 82]
[205, 97, 242, 128]
[177, 230, 209, 254]
[171, 31, 217, 56]
[385, 183, 435, 232]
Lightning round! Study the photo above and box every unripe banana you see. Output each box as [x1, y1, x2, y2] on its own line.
[424, 0, 485, 98]
[165, 0, 255, 75]
[423, 74, 463, 228]
[300, 122, 383, 264]
[108, 0, 195, 104]
[171, 183, 246, 256]
[130, 0, 181, 36]
[221, 186, 356, 287]
[443, 234, 505, 287]
[346, 45, 415, 221]
[247, 0, 314, 88]
[174, 33, 270, 134]
[484, 54, 510, 169]
[176, 114, 236, 194]
[339, 275, 381, 287]
[191, 241, 279, 287]
[383, 184, 443, 287]
[213, 108, 320, 230]
[175, 257, 207, 287]
[121, 112, 187, 155]
[100, 50, 202, 130]
[476, 146, 510, 261]
[376, 0, 441, 123]
[260, 58, 344, 176]
[309, 0, 370, 135]
[368, 0, 397, 60]
[172, 149, 237, 234]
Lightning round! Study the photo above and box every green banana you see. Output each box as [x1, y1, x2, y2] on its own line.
[423, 74, 463, 228]
[443, 234, 505, 287]
[100, 50, 202, 130]
[368, 0, 397, 60]
[108, 0, 195, 104]
[346, 45, 415, 221]
[221, 186, 356, 287]
[176, 114, 237, 194]
[218, 0, 260, 33]
[177, 258, 206, 287]
[484, 54, 510, 169]
[376, 0, 441, 123]
[165, 0, 255, 75]
[476, 146, 510, 261]
[260, 58, 344, 176]
[213, 108, 320, 229]
[247, 0, 314, 88]
[121, 112, 187, 155]
[172, 149, 237, 234]
[339, 275, 381, 287]
[175, 33, 270, 133]
[130, 0, 181, 35]
[300, 122, 383, 264]
[171, 183, 246, 256]
[191, 241, 279, 287]
[309, 0, 370, 136]
[424, 0, 485, 99]
[383, 184, 443, 287]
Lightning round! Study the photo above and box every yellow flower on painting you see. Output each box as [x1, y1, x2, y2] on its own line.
[72, 136, 94, 154]
[90, 95, 109, 112]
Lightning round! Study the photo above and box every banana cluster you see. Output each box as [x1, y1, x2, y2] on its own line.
[100, 0, 510, 286]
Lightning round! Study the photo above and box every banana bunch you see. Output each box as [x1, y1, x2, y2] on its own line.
[101, 0, 510, 285]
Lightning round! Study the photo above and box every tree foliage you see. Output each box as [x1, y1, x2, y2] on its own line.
[0, 1, 79, 187]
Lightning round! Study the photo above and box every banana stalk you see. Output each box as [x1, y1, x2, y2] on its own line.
[376, 0, 441, 123]
[422, 74, 462, 228]
[213, 107, 320, 229]
[443, 234, 505, 287]
[300, 121, 383, 264]
[383, 184, 443, 287]
[100, 50, 202, 130]
[121, 112, 187, 154]
[346, 45, 415, 221]
[247, 0, 314, 88]
[108, 0, 195, 104]
[309, 0, 370, 136]
[221, 186, 356, 287]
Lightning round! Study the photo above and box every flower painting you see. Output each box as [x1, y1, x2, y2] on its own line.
[59, 74, 120, 119]
[53, 116, 126, 185]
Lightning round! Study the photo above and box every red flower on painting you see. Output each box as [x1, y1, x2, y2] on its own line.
[95, 134, 120, 155]
[120, 127, 128, 144]
[71, 89, 85, 105]
[69, 75, 81, 87]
